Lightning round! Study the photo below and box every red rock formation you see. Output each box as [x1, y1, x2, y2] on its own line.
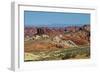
[24, 25, 90, 45]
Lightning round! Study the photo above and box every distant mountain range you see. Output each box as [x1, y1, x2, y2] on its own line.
[25, 24, 90, 28]
[24, 24, 90, 37]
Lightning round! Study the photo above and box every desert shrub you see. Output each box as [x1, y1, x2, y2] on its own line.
[62, 53, 72, 60]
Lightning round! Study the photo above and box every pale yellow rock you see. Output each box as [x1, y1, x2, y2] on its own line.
[24, 53, 40, 61]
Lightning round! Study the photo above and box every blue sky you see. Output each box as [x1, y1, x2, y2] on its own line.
[24, 11, 90, 27]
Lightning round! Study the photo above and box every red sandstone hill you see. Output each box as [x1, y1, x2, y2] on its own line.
[24, 25, 90, 37]
[24, 25, 90, 46]
[61, 30, 90, 45]
[24, 27, 37, 37]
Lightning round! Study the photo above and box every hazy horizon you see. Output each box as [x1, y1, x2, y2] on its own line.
[24, 24, 90, 28]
